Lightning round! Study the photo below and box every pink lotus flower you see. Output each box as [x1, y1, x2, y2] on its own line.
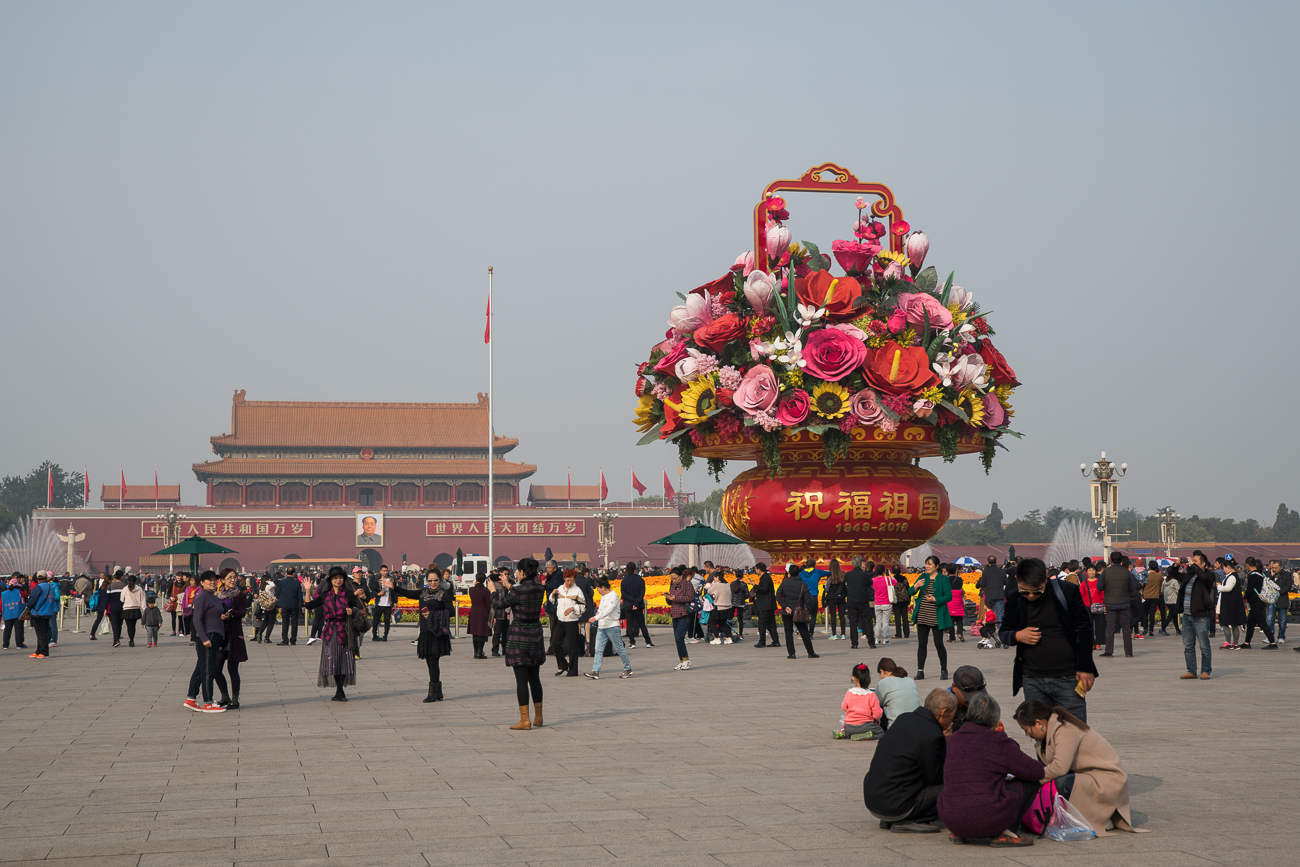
[887, 292, 955, 333]
[948, 285, 973, 310]
[904, 231, 929, 270]
[732, 364, 780, 417]
[775, 389, 810, 425]
[801, 327, 868, 382]
[982, 392, 1006, 428]
[744, 270, 777, 315]
[766, 222, 791, 261]
[952, 353, 988, 390]
[732, 251, 756, 276]
[675, 348, 714, 382]
[668, 293, 711, 334]
[831, 239, 879, 276]
[882, 260, 905, 282]
[850, 389, 889, 426]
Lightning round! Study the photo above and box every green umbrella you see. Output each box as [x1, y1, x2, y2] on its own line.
[152, 534, 237, 575]
[648, 523, 746, 546]
[648, 523, 746, 569]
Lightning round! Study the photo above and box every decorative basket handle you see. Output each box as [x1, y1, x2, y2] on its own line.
[752, 162, 905, 272]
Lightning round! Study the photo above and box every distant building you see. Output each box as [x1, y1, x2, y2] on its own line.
[528, 485, 602, 508]
[945, 506, 987, 527]
[101, 485, 182, 510]
[192, 390, 536, 508]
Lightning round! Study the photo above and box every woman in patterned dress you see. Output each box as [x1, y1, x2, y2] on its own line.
[393, 569, 456, 703]
[495, 557, 545, 730]
[303, 566, 357, 702]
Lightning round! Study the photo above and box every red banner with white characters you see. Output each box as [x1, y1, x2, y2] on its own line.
[426, 519, 585, 537]
[142, 520, 313, 539]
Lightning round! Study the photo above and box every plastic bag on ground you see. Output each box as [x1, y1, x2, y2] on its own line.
[1045, 793, 1096, 842]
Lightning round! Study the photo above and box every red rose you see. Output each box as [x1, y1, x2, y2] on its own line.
[978, 339, 1019, 386]
[693, 313, 745, 352]
[717, 388, 735, 407]
[861, 341, 940, 395]
[660, 385, 686, 439]
[795, 270, 863, 321]
[653, 341, 687, 376]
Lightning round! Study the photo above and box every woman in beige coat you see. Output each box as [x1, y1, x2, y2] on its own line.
[1014, 700, 1145, 835]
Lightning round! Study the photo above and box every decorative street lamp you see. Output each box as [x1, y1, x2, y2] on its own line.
[156, 508, 187, 575]
[1157, 506, 1181, 559]
[1080, 452, 1126, 560]
[593, 508, 619, 570]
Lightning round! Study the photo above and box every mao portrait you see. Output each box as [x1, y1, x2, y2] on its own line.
[356, 513, 384, 547]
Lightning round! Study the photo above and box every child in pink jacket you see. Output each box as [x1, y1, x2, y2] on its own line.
[834, 663, 885, 741]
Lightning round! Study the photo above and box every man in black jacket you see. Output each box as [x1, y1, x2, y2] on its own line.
[862, 689, 956, 833]
[621, 562, 653, 648]
[1179, 551, 1217, 677]
[275, 567, 304, 645]
[999, 558, 1097, 722]
[844, 555, 876, 650]
[543, 561, 565, 656]
[1096, 551, 1137, 657]
[752, 564, 779, 648]
[977, 556, 1006, 628]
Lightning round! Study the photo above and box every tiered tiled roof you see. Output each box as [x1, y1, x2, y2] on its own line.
[211, 390, 518, 452]
[528, 485, 602, 503]
[193, 458, 536, 480]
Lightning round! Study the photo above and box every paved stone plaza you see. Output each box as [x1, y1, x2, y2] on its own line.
[1, 622, 1296, 867]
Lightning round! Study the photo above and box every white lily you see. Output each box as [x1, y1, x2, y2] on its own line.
[795, 302, 825, 329]
[932, 353, 955, 388]
[773, 330, 805, 368]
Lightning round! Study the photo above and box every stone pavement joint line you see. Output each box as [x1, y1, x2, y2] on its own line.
[0, 623, 1295, 866]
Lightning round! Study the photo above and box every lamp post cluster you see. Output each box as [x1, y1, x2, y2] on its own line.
[1157, 506, 1181, 559]
[1081, 452, 1126, 560]
[593, 508, 619, 569]
[156, 508, 186, 575]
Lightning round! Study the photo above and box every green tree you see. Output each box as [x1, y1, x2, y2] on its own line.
[681, 488, 725, 522]
[0, 461, 86, 533]
[1043, 506, 1091, 536]
[1274, 503, 1300, 542]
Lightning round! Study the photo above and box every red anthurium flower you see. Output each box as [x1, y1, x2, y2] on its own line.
[689, 271, 736, 297]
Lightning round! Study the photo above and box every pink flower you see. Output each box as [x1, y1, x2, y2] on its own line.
[982, 392, 1006, 428]
[831, 239, 879, 276]
[668, 293, 711, 334]
[651, 381, 674, 401]
[766, 222, 791, 261]
[752, 409, 781, 432]
[714, 411, 742, 437]
[718, 365, 743, 390]
[827, 322, 869, 342]
[732, 364, 780, 417]
[675, 348, 715, 382]
[850, 389, 888, 426]
[653, 341, 687, 376]
[801, 327, 868, 382]
[882, 260, 905, 283]
[732, 251, 756, 276]
[749, 337, 774, 361]
[838, 414, 857, 433]
[856, 220, 886, 241]
[881, 392, 914, 418]
[904, 231, 929, 270]
[775, 389, 810, 425]
[891, 220, 911, 236]
[888, 293, 954, 333]
[743, 270, 777, 315]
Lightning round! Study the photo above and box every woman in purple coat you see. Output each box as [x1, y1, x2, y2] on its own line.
[938, 693, 1044, 847]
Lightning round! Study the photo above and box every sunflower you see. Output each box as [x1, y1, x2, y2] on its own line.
[676, 376, 718, 427]
[633, 393, 659, 433]
[957, 388, 985, 427]
[811, 381, 851, 420]
[876, 248, 911, 268]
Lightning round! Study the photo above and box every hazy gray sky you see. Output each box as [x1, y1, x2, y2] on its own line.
[3, 1, 1297, 526]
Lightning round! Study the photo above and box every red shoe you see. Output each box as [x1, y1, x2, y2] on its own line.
[201, 703, 227, 713]
[183, 698, 201, 711]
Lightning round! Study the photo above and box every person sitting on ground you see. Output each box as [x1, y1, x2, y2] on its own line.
[834, 663, 885, 741]
[949, 665, 1002, 730]
[1013, 699, 1144, 835]
[938, 693, 1044, 847]
[862, 689, 957, 834]
[874, 657, 920, 730]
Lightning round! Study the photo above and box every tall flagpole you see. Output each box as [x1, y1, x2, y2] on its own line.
[487, 266, 494, 569]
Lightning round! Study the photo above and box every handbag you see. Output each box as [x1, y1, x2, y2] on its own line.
[793, 603, 810, 624]
[1259, 574, 1280, 605]
[1089, 602, 1106, 614]
[162, 595, 175, 612]
[1020, 779, 1059, 836]
[886, 580, 897, 604]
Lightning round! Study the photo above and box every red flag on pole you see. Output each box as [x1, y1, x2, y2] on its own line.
[120, 468, 126, 509]
[599, 470, 608, 503]
[567, 467, 571, 508]
[84, 467, 90, 506]
[47, 467, 53, 507]
[154, 467, 159, 508]
[631, 471, 646, 497]
[484, 296, 491, 343]
[663, 469, 675, 500]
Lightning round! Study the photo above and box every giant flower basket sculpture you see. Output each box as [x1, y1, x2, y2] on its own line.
[633, 164, 1021, 567]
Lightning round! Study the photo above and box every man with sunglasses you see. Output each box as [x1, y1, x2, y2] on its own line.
[999, 558, 1097, 722]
